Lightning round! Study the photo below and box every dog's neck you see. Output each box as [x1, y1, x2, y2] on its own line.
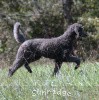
[58, 30, 77, 46]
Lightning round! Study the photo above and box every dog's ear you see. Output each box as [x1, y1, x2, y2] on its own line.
[74, 26, 79, 38]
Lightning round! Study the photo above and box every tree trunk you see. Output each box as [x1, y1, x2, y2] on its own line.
[62, 0, 73, 25]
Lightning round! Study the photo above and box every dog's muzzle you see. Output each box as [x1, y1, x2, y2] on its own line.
[80, 32, 87, 37]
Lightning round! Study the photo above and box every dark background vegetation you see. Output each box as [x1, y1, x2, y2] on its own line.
[0, 0, 99, 67]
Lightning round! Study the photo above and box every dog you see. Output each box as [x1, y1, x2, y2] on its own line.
[8, 22, 87, 77]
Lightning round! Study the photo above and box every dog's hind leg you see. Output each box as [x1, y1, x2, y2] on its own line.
[24, 54, 41, 73]
[8, 59, 24, 77]
[24, 62, 32, 73]
[53, 61, 62, 76]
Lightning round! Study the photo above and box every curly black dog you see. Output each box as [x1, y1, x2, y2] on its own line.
[8, 22, 87, 77]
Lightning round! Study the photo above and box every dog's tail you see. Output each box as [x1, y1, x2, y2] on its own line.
[13, 22, 26, 43]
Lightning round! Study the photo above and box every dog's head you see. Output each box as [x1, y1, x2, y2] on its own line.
[69, 23, 87, 39]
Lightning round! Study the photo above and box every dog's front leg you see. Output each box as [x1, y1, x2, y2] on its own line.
[53, 61, 62, 76]
[64, 55, 80, 70]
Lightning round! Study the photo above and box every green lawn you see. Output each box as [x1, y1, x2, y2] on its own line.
[0, 61, 99, 100]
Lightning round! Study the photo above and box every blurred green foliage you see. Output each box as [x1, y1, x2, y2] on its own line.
[0, 0, 99, 65]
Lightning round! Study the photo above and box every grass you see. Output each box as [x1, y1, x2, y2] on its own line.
[0, 61, 99, 100]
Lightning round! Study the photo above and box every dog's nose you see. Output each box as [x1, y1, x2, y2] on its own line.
[82, 32, 87, 37]
[84, 33, 87, 36]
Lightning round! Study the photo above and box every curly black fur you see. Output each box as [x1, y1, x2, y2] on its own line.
[8, 22, 87, 77]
